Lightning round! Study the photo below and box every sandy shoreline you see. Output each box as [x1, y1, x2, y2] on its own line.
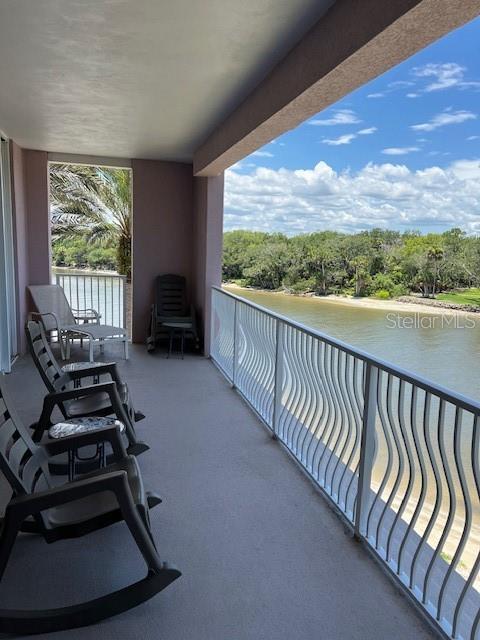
[224, 283, 479, 317]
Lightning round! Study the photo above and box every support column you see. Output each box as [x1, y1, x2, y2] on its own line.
[10, 145, 49, 352]
[131, 160, 193, 343]
[193, 174, 224, 356]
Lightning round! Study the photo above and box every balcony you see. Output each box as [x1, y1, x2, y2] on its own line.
[2, 2, 480, 637]
[0, 338, 436, 639]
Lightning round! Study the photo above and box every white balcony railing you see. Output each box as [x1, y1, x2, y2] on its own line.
[53, 270, 127, 330]
[210, 285, 480, 640]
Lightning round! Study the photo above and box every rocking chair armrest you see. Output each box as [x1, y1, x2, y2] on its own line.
[37, 382, 127, 433]
[45, 381, 118, 404]
[41, 424, 128, 459]
[6, 470, 132, 520]
[67, 362, 121, 385]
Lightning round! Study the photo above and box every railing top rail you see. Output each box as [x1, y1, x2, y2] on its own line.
[54, 271, 127, 281]
[213, 285, 480, 415]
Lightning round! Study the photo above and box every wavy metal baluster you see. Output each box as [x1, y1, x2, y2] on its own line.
[437, 408, 472, 624]
[278, 325, 296, 443]
[373, 373, 398, 549]
[332, 353, 355, 507]
[325, 349, 349, 498]
[297, 337, 321, 465]
[398, 389, 429, 588]
[406, 397, 444, 607]
[305, 341, 329, 477]
[335, 351, 359, 502]
[338, 355, 362, 515]
[282, 327, 303, 447]
[254, 310, 274, 421]
[386, 380, 415, 566]
[310, 341, 331, 481]
[317, 344, 341, 490]
[455, 414, 479, 640]
[291, 332, 313, 456]
[344, 358, 365, 519]
[423, 403, 457, 610]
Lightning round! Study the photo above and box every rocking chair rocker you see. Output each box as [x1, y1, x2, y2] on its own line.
[0, 378, 180, 635]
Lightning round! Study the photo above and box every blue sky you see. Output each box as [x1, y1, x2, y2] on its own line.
[224, 16, 480, 235]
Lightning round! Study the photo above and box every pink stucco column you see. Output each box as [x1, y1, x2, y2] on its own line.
[131, 159, 194, 343]
[10, 144, 49, 352]
[24, 150, 50, 285]
[193, 174, 224, 356]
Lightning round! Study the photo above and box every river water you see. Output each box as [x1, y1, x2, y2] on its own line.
[224, 287, 480, 402]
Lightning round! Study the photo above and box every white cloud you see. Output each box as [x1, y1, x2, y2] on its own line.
[322, 127, 376, 146]
[413, 63, 466, 92]
[224, 159, 480, 235]
[407, 93, 419, 99]
[388, 80, 415, 89]
[467, 135, 480, 141]
[382, 147, 420, 156]
[358, 127, 377, 135]
[322, 134, 357, 146]
[309, 109, 361, 126]
[412, 109, 477, 132]
[251, 150, 274, 158]
[368, 81, 414, 99]
[412, 62, 480, 92]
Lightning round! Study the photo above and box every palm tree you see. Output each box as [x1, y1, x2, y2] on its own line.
[50, 164, 132, 278]
[427, 246, 444, 297]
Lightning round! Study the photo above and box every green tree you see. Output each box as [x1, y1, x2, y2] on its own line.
[50, 164, 132, 278]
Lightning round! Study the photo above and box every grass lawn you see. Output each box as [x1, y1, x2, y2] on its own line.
[437, 288, 480, 307]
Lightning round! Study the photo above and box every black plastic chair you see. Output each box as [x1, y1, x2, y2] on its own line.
[147, 274, 199, 353]
[0, 378, 180, 634]
[25, 321, 148, 471]
[26, 320, 145, 425]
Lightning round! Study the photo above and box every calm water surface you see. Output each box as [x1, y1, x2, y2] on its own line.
[225, 287, 480, 402]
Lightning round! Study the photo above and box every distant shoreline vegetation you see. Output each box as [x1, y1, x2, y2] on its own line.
[222, 229, 480, 304]
[52, 234, 118, 272]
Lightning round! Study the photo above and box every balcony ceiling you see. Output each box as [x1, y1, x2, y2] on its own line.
[0, 0, 335, 162]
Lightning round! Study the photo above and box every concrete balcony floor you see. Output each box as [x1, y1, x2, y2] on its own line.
[0, 343, 435, 640]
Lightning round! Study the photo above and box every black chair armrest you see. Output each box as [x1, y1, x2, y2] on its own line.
[6, 470, 131, 520]
[41, 424, 127, 459]
[36, 382, 134, 444]
[67, 362, 121, 385]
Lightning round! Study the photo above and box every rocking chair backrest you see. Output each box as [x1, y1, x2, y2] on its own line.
[28, 284, 76, 332]
[154, 274, 187, 318]
[0, 377, 50, 497]
[25, 321, 67, 393]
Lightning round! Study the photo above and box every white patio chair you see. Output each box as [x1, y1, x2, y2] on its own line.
[28, 284, 128, 361]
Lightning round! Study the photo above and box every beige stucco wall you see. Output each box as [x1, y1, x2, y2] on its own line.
[193, 174, 224, 355]
[9, 144, 49, 351]
[131, 159, 194, 344]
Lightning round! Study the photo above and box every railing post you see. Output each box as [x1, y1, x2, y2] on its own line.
[354, 362, 378, 539]
[122, 276, 127, 331]
[271, 319, 284, 438]
[232, 298, 238, 388]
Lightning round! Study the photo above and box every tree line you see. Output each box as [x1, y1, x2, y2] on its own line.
[223, 229, 480, 298]
[52, 235, 118, 272]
